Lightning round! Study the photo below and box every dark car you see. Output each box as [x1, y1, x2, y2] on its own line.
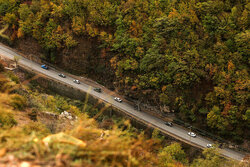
[41, 64, 48, 70]
[165, 122, 173, 127]
[93, 88, 102, 93]
[59, 73, 66, 78]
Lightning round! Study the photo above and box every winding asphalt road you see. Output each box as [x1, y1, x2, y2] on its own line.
[0, 44, 246, 161]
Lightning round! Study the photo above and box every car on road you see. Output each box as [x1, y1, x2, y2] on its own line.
[93, 88, 102, 93]
[188, 132, 196, 137]
[165, 122, 173, 127]
[206, 144, 214, 148]
[73, 79, 80, 84]
[114, 97, 122, 103]
[41, 64, 48, 70]
[58, 73, 66, 78]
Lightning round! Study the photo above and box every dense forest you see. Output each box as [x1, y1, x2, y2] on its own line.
[0, 0, 249, 142]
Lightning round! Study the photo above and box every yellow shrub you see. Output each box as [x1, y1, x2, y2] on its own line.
[0, 108, 17, 128]
[10, 94, 27, 110]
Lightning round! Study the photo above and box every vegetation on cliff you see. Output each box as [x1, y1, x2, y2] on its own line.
[0, 0, 249, 141]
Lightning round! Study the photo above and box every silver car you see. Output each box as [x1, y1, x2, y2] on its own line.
[59, 73, 66, 78]
[188, 132, 196, 137]
[114, 97, 122, 103]
[206, 144, 214, 148]
[73, 79, 80, 84]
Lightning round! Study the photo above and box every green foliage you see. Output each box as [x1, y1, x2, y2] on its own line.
[202, 14, 219, 35]
[159, 93, 170, 105]
[106, 0, 249, 139]
[152, 129, 164, 142]
[198, 108, 209, 115]
[68, 105, 81, 116]
[10, 94, 27, 110]
[18, 4, 33, 35]
[118, 57, 138, 73]
[22, 122, 50, 136]
[6, 71, 19, 83]
[1, 0, 250, 140]
[235, 30, 250, 58]
[207, 106, 225, 130]
[0, 0, 19, 16]
[243, 109, 250, 124]
[54, 95, 70, 112]
[64, 33, 78, 48]
[191, 148, 229, 167]
[158, 142, 188, 166]
[18, 4, 32, 20]
[140, 49, 168, 72]
[2, 12, 17, 25]
[0, 109, 17, 128]
[0, 125, 49, 160]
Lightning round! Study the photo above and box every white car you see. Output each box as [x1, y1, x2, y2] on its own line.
[206, 144, 214, 148]
[114, 97, 122, 103]
[59, 73, 66, 78]
[188, 132, 196, 137]
[73, 79, 80, 84]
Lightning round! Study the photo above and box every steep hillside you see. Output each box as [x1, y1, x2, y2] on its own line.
[0, 0, 249, 142]
[1, 61, 246, 166]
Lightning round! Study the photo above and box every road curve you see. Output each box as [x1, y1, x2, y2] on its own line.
[0, 44, 246, 161]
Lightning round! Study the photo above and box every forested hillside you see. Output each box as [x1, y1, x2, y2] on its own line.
[0, 0, 249, 141]
[1, 60, 244, 166]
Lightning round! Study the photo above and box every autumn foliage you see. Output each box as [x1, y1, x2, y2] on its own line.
[0, 0, 249, 141]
